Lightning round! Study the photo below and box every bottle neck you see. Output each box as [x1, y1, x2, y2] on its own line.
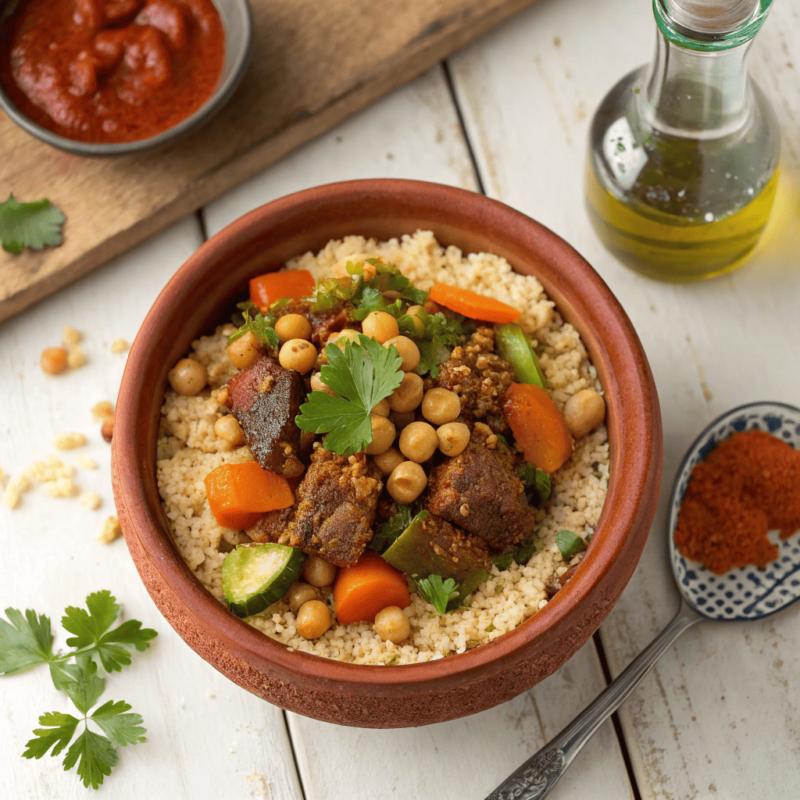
[642, 30, 753, 139]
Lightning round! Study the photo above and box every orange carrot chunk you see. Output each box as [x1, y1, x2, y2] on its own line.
[501, 383, 573, 473]
[428, 282, 521, 323]
[204, 462, 295, 531]
[250, 270, 316, 311]
[333, 552, 412, 625]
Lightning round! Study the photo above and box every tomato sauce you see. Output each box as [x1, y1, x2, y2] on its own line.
[0, 0, 225, 144]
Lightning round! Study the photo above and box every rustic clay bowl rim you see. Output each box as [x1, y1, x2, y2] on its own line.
[115, 179, 661, 698]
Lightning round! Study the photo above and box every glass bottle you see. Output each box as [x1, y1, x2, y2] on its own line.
[585, 0, 780, 282]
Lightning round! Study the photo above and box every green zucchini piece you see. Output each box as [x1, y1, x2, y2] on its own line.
[222, 544, 305, 618]
[382, 512, 490, 601]
[496, 323, 547, 389]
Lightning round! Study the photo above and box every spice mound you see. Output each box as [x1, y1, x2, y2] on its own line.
[675, 430, 800, 575]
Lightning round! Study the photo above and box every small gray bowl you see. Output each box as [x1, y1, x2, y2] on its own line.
[0, 0, 252, 156]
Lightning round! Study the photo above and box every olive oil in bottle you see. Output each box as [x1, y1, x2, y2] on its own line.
[586, 0, 780, 282]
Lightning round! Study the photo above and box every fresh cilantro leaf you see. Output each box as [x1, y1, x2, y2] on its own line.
[415, 575, 460, 615]
[517, 463, 552, 508]
[61, 591, 157, 673]
[0, 608, 53, 674]
[90, 701, 147, 746]
[368, 506, 421, 553]
[556, 529, 584, 558]
[228, 306, 279, 349]
[63, 727, 118, 790]
[23, 712, 81, 760]
[296, 335, 403, 456]
[0, 195, 65, 255]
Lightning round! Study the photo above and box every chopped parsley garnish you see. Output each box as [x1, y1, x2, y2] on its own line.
[492, 529, 540, 570]
[295, 334, 403, 456]
[556, 529, 584, 558]
[228, 300, 286, 349]
[0, 591, 156, 790]
[368, 505, 419, 553]
[517, 462, 552, 508]
[415, 574, 460, 615]
[404, 309, 473, 378]
[0, 195, 66, 254]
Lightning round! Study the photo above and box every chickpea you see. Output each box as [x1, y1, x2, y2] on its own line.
[288, 583, 319, 614]
[371, 398, 390, 417]
[214, 414, 245, 446]
[372, 446, 405, 477]
[564, 389, 606, 439]
[227, 331, 261, 370]
[303, 555, 338, 587]
[404, 305, 426, 337]
[399, 421, 439, 463]
[279, 339, 317, 374]
[274, 314, 312, 344]
[168, 358, 208, 396]
[388, 372, 424, 413]
[310, 371, 335, 395]
[374, 605, 411, 644]
[40, 346, 69, 375]
[390, 410, 416, 430]
[437, 422, 471, 457]
[296, 600, 332, 639]
[384, 335, 420, 373]
[421, 388, 461, 425]
[327, 329, 362, 351]
[362, 311, 399, 344]
[365, 415, 396, 456]
[387, 461, 427, 504]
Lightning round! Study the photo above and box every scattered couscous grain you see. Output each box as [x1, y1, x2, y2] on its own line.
[3, 473, 32, 509]
[67, 347, 88, 369]
[62, 325, 83, 345]
[40, 346, 69, 375]
[91, 401, 114, 421]
[46, 477, 77, 498]
[24, 455, 75, 482]
[156, 232, 610, 664]
[78, 456, 98, 470]
[97, 515, 122, 544]
[80, 491, 102, 510]
[111, 338, 129, 354]
[53, 432, 88, 451]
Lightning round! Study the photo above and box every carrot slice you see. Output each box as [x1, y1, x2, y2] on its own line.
[250, 270, 316, 311]
[428, 282, 521, 323]
[204, 462, 294, 531]
[501, 383, 573, 473]
[333, 552, 411, 624]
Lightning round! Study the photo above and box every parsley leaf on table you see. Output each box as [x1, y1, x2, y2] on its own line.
[0, 195, 66, 255]
[415, 575, 460, 615]
[1, 592, 156, 790]
[296, 334, 403, 456]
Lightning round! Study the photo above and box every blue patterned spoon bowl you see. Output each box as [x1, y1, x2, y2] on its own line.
[487, 400, 800, 800]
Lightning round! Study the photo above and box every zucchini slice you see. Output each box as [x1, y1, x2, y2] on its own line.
[222, 544, 305, 618]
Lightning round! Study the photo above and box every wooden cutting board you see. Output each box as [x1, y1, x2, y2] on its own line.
[0, 0, 541, 323]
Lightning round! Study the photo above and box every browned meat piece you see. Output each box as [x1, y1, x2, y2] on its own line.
[426, 440, 535, 550]
[227, 356, 306, 477]
[418, 513, 491, 574]
[286, 300, 352, 347]
[426, 326, 514, 434]
[248, 445, 382, 567]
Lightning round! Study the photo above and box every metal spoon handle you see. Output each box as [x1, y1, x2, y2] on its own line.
[485, 601, 703, 800]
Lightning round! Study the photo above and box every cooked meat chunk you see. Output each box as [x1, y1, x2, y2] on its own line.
[285, 300, 352, 347]
[227, 356, 306, 477]
[426, 440, 535, 550]
[248, 445, 382, 567]
[427, 326, 514, 434]
[418, 513, 491, 574]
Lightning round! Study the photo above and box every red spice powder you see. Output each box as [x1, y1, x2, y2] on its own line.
[674, 429, 800, 575]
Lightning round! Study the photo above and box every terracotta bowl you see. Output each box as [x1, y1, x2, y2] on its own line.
[112, 179, 662, 728]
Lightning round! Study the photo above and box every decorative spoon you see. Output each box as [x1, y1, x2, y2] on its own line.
[486, 400, 800, 800]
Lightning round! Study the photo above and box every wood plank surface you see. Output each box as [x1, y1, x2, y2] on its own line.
[0, 0, 540, 325]
[203, 63, 635, 800]
[449, 0, 800, 796]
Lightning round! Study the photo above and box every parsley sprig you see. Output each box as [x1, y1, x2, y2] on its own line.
[296, 334, 403, 456]
[401, 308, 473, 378]
[0, 591, 157, 790]
[0, 195, 66, 255]
[228, 299, 291, 350]
[415, 575, 460, 615]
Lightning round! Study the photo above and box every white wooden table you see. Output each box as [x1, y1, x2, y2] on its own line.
[3, 0, 800, 797]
